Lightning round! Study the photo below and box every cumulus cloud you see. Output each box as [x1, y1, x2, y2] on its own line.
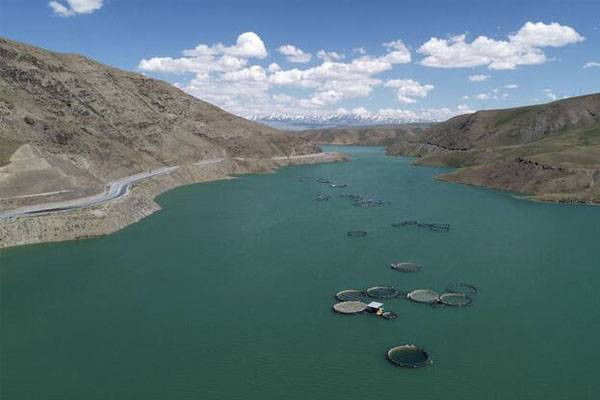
[264, 40, 412, 107]
[469, 74, 490, 82]
[48, 0, 103, 16]
[268, 63, 281, 72]
[317, 50, 345, 61]
[510, 22, 584, 47]
[504, 84, 519, 89]
[183, 32, 267, 59]
[583, 62, 600, 68]
[381, 40, 412, 63]
[139, 32, 267, 75]
[278, 45, 312, 63]
[138, 32, 455, 120]
[139, 32, 274, 113]
[418, 21, 584, 70]
[384, 79, 434, 103]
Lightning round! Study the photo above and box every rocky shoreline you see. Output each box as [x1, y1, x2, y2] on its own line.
[385, 144, 600, 205]
[0, 152, 347, 249]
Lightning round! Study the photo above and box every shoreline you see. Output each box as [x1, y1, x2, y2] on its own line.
[433, 167, 600, 206]
[433, 174, 600, 206]
[385, 143, 600, 206]
[0, 152, 347, 250]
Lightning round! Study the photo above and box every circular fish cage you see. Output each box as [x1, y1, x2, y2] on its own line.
[391, 220, 450, 232]
[387, 345, 432, 368]
[366, 286, 399, 299]
[391, 262, 422, 273]
[353, 199, 387, 208]
[339, 194, 362, 200]
[347, 230, 367, 237]
[446, 282, 478, 296]
[391, 220, 419, 228]
[333, 301, 367, 314]
[407, 289, 440, 304]
[336, 289, 368, 302]
[382, 311, 398, 320]
[439, 293, 472, 307]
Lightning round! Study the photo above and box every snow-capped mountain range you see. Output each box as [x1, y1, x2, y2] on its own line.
[250, 113, 436, 130]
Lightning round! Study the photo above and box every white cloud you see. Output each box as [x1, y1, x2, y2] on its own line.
[381, 40, 412, 63]
[418, 21, 584, 70]
[384, 79, 434, 104]
[266, 43, 412, 107]
[139, 54, 248, 74]
[469, 74, 490, 82]
[510, 22, 584, 47]
[268, 63, 281, 72]
[48, 0, 103, 16]
[278, 45, 312, 63]
[353, 47, 367, 55]
[222, 65, 268, 82]
[138, 32, 453, 120]
[504, 84, 519, 89]
[139, 32, 267, 75]
[317, 50, 345, 61]
[543, 88, 557, 100]
[225, 32, 268, 58]
[139, 32, 273, 113]
[183, 32, 267, 59]
[583, 62, 600, 68]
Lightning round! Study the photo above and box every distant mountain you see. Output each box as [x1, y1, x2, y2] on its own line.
[252, 113, 435, 130]
[0, 37, 318, 209]
[299, 124, 431, 146]
[387, 94, 600, 204]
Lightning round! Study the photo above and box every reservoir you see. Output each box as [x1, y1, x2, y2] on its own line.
[1, 146, 599, 399]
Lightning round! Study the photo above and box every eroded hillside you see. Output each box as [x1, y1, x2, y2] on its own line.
[0, 37, 318, 209]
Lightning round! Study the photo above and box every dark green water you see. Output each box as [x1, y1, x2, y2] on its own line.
[2, 146, 599, 399]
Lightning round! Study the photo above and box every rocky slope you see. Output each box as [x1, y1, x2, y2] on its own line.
[0, 37, 344, 248]
[387, 94, 600, 204]
[300, 123, 430, 146]
[0, 37, 321, 208]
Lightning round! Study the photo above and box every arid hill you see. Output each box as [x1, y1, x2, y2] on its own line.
[0, 37, 318, 209]
[0, 38, 348, 248]
[300, 123, 430, 146]
[387, 94, 600, 203]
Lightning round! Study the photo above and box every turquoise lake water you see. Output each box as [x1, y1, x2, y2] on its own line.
[1, 146, 599, 399]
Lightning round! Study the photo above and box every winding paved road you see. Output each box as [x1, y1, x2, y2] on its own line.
[0, 153, 337, 220]
[0, 166, 178, 220]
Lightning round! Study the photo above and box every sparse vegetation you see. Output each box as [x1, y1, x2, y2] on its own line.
[0, 37, 318, 208]
[387, 94, 600, 203]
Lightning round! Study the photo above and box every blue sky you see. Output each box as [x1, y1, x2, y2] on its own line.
[1, 0, 599, 121]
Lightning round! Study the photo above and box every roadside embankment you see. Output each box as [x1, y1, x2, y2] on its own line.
[0, 152, 347, 249]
